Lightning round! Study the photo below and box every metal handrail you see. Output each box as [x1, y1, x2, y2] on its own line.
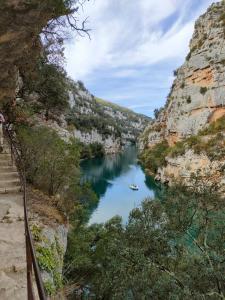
[4, 124, 47, 300]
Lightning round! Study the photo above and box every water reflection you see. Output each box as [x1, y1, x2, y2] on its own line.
[80, 146, 160, 224]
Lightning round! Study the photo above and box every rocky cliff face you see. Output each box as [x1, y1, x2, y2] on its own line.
[140, 1, 225, 186]
[28, 188, 68, 298]
[65, 81, 150, 153]
[23, 79, 150, 154]
[0, 0, 56, 105]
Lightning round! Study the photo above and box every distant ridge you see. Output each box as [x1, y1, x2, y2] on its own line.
[95, 97, 151, 120]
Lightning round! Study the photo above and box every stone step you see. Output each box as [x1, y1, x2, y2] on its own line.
[0, 166, 17, 172]
[0, 172, 19, 180]
[0, 142, 27, 299]
[0, 153, 12, 161]
[0, 186, 21, 194]
[0, 160, 13, 167]
[0, 179, 20, 188]
[0, 271, 27, 300]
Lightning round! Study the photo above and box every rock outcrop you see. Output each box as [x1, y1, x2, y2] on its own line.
[0, 0, 56, 105]
[27, 187, 68, 298]
[20, 79, 150, 154]
[65, 81, 150, 153]
[140, 1, 225, 186]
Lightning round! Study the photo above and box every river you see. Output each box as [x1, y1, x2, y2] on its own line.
[80, 146, 161, 224]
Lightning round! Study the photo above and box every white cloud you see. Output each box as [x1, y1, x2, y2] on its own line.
[65, 0, 216, 79]
[65, 0, 186, 79]
[64, 0, 216, 115]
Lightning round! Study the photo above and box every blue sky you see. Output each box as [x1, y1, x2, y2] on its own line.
[64, 0, 216, 117]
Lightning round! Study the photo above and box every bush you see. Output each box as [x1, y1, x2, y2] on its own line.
[154, 107, 163, 119]
[17, 125, 80, 197]
[80, 142, 105, 159]
[173, 69, 178, 76]
[200, 87, 207, 95]
[24, 61, 69, 116]
[65, 183, 225, 299]
[140, 141, 169, 173]
[186, 96, 192, 104]
[167, 141, 186, 158]
[200, 115, 225, 135]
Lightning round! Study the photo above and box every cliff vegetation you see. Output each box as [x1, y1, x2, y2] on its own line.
[139, 1, 225, 187]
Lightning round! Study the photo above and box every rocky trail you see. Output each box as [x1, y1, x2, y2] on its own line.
[0, 143, 27, 299]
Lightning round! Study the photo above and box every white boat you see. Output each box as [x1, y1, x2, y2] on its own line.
[129, 184, 139, 191]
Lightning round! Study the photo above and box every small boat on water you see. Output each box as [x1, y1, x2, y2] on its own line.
[129, 184, 139, 191]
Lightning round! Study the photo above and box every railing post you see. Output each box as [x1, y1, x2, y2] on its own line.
[26, 235, 35, 300]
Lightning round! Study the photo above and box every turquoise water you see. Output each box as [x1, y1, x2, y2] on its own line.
[80, 146, 161, 224]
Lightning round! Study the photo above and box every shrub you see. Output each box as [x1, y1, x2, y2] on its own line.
[186, 96, 192, 104]
[200, 115, 225, 135]
[154, 107, 163, 119]
[17, 125, 80, 197]
[65, 184, 225, 299]
[167, 141, 186, 158]
[186, 51, 192, 61]
[80, 143, 105, 159]
[140, 141, 169, 173]
[77, 80, 86, 91]
[200, 87, 207, 95]
[24, 61, 69, 116]
[219, 11, 225, 26]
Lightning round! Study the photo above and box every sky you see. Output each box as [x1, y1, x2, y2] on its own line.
[64, 0, 216, 117]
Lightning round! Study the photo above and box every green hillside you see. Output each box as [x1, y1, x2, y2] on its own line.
[95, 97, 151, 120]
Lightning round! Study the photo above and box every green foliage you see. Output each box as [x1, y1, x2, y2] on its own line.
[186, 51, 192, 61]
[17, 125, 80, 197]
[167, 133, 225, 161]
[65, 182, 225, 299]
[186, 96, 192, 104]
[173, 69, 178, 76]
[35, 229, 66, 295]
[67, 183, 99, 226]
[80, 142, 105, 159]
[31, 225, 43, 242]
[66, 92, 150, 143]
[167, 141, 186, 158]
[96, 97, 136, 116]
[140, 141, 169, 173]
[24, 61, 69, 115]
[200, 115, 225, 135]
[140, 117, 225, 173]
[67, 110, 122, 138]
[36, 245, 56, 272]
[54, 271, 63, 290]
[219, 11, 225, 26]
[200, 87, 208, 95]
[77, 80, 87, 91]
[181, 81, 185, 89]
[15, 118, 98, 220]
[186, 45, 198, 61]
[44, 280, 55, 296]
[154, 107, 163, 119]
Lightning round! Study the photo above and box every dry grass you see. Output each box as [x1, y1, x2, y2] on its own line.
[27, 186, 67, 226]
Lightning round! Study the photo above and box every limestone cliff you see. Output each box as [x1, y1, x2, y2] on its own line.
[66, 81, 150, 153]
[28, 188, 68, 298]
[19, 77, 150, 155]
[0, 0, 59, 105]
[140, 1, 225, 186]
